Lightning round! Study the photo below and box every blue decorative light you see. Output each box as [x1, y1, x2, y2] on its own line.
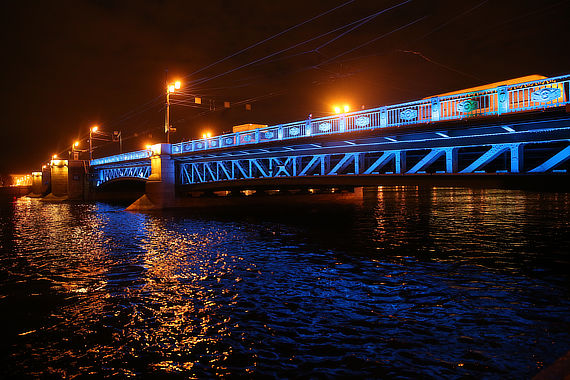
[399, 109, 418, 121]
[264, 131, 274, 139]
[290, 127, 300, 136]
[355, 116, 371, 126]
[196, 142, 204, 149]
[243, 134, 253, 142]
[456, 99, 478, 113]
[224, 137, 234, 145]
[90, 149, 150, 166]
[319, 122, 331, 132]
[531, 87, 561, 103]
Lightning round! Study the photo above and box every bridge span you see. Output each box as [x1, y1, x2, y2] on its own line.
[36, 74, 570, 208]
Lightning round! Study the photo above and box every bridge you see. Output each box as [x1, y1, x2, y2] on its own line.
[33, 74, 570, 208]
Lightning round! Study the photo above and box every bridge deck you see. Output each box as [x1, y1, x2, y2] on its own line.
[89, 75, 570, 189]
[90, 74, 570, 167]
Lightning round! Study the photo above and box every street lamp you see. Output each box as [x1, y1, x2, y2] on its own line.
[71, 141, 80, 160]
[89, 125, 98, 161]
[165, 80, 181, 144]
[333, 105, 350, 114]
[333, 105, 350, 133]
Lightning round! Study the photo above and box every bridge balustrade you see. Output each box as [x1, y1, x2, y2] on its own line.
[91, 149, 151, 167]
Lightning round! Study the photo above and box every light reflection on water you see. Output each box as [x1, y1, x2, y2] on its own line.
[0, 187, 569, 378]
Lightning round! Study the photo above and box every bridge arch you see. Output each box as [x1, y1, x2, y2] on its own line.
[94, 165, 151, 187]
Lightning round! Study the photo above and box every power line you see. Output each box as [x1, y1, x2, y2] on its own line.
[190, 1, 413, 87]
[314, 0, 412, 52]
[315, 16, 427, 68]
[415, 0, 489, 41]
[397, 49, 485, 82]
[185, 0, 355, 79]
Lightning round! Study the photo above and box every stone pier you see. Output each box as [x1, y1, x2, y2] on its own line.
[42, 159, 87, 200]
[127, 144, 176, 210]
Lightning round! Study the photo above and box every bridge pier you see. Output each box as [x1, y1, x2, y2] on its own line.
[29, 171, 43, 196]
[127, 144, 176, 210]
[42, 164, 51, 194]
[38, 159, 88, 200]
[49, 159, 68, 197]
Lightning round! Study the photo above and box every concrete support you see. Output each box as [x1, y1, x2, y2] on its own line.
[127, 144, 175, 210]
[30, 172, 43, 196]
[50, 159, 69, 197]
[68, 160, 86, 199]
[42, 165, 51, 194]
[42, 159, 87, 200]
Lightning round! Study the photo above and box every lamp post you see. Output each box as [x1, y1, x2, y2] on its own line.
[72, 141, 80, 160]
[89, 125, 98, 161]
[334, 105, 350, 133]
[165, 80, 181, 144]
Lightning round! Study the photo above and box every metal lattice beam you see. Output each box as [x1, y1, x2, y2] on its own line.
[177, 140, 569, 185]
[529, 145, 570, 173]
[95, 165, 151, 186]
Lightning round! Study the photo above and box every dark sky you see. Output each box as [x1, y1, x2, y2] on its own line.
[1, 0, 569, 173]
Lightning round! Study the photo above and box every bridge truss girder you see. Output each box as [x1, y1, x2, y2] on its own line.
[178, 140, 569, 185]
[96, 165, 151, 186]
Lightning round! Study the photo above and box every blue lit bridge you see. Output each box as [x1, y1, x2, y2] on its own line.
[69, 74, 570, 207]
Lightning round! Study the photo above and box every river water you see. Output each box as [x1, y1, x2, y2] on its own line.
[0, 187, 569, 379]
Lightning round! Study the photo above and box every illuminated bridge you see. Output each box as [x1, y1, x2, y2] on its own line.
[88, 74, 570, 207]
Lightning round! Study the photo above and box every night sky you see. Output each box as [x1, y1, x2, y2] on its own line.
[1, 0, 569, 174]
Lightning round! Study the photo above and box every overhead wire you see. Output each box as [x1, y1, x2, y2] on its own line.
[190, 1, 413, 87]
[315, 15, 427, 68]
[397, 49, 485, 82]
[415, 0, 489, 41]
[185, 0, 355, 79]
[314, 0, 411, 52]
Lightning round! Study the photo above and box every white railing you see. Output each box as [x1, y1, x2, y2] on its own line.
[93, 74, 570, 164]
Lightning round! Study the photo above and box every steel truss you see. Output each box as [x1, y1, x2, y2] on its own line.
[179, 141, 570, 185]
[95, 165, 151, 186]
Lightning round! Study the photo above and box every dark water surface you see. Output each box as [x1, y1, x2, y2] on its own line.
[0, 187, 569, 379]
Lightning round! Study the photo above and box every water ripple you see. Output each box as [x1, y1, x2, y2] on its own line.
[0, 188, 569, 378]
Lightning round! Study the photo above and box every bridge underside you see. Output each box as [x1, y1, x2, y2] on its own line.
[176, 173, 569, 194]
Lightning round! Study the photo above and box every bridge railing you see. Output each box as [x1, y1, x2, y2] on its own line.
[90, 149, 151, 167]
[92, 74, 570, 165]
